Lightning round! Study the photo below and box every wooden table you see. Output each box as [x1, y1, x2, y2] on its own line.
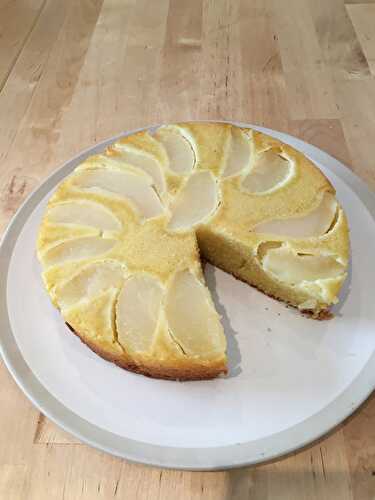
[1, 1, 375, 498]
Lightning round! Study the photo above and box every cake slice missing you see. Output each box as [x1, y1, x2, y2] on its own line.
[37, 123, 349, 380]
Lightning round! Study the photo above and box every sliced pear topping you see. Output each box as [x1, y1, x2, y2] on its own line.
[73, 168, 164, 219]
[110, 145, 166, 193]
[168, 171, 219, 231]
[63, 289, 121, 352]
[257, 241, 283, 260]
[47, 201, 121, 232]
[222, 127, 251, 178]
[262, 247, 345, 284]
[42, 237, 116, 268]
[242, 149, 292, 193]
[254, 192, 337, 238]
[116, 274, 163, 353]
[165, 270, 225, 357]
[154, 128, 195, 174]
[56, 262, 125, 310]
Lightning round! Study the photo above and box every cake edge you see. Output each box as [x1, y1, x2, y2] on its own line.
[201, 258, 334, 320]
[66, 323, 228, 381]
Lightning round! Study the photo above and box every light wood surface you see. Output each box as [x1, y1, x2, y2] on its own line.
[1, 1, 375, 498]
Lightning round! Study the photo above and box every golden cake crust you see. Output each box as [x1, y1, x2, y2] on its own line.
[37, 123, 350, 381]
[66, 323, 227, 381]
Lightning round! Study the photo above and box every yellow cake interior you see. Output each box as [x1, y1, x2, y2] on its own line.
[37, 123, 350, 380]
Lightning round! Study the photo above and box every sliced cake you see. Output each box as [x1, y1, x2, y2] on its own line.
[37, 123, 350, 380]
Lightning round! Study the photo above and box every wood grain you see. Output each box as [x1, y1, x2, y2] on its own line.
[0, 0, 103, 231]
[309, 0, 371, 79]
[160, 0, 202, 120]
[239, 0, 289, 130]
[0, 1, 374, 498]
[347, 4, 375, 75]
[271, 0, 339, 121]
[0, 0, 45, 90]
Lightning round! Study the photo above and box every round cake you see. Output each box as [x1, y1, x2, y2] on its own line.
[37, 123, 350, 380]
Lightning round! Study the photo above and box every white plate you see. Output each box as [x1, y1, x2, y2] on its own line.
[1, 123, 375, 471]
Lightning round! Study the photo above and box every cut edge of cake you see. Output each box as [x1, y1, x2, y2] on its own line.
[36, 122, 350, 380]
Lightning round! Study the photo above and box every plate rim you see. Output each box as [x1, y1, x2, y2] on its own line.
[1, 121, 375, 471]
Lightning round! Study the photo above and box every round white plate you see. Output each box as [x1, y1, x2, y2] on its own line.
[1, 123, 375, 471]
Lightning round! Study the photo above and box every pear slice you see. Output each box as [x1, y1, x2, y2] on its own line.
[63, 288, 122, 356]
[242, 149, 292, 193]
[154, 127, 196, 174]
[222, 127, 251, 178]
[73, 168, 164, 220]
[56, 262, 125, 310]
[262, 246, 345, 284]
[168, 171, 219, 231]
[47, 201, 121, 232]
[41, 237, 116, 268]
[165, 270, 225, 357]
[116, 274, 163, 353]
[110, 145, 166, 194]
[254, 192, 337, 238]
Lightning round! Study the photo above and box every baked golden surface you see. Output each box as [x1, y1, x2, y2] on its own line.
[37, 123, 349, 380]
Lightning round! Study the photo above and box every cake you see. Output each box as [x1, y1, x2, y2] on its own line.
[37, 123, 350, 380]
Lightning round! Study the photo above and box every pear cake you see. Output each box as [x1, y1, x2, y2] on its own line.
[37, 123, 350, 380]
